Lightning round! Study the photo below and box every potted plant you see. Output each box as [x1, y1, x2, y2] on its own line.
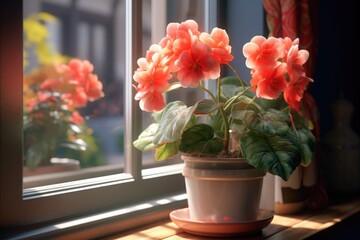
[23, 59, 105, 175]
[23, 13, 106, 176]
[132, 19, 315, 232]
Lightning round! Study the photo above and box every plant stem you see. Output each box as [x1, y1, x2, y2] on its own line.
[199, 81, 217, 102]
[200, 81, 230, 154]
[217, 76, 221, 101]
[220, 107, 230, 154]
[227, 63, 247, 89]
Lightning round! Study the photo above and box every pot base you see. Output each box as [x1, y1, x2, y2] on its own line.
[170, 208, 274, 237]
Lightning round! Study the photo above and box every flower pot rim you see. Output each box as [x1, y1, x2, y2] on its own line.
[181, 154, 247, 163]
[183, 167, 266, 180]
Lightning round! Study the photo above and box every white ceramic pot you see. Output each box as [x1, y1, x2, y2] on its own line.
[182, 155, 265, 223]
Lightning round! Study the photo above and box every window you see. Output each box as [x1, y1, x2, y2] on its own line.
[1, 0, 265, 238]
[22, 0, 128, 187]
[0, 0, 219, 237]
[21, 0, 210, 188]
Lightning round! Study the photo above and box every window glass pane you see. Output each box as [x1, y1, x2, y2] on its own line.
[140, 0, 206, 168]
[77, 22, 90, 59]
[23, 0, 126, 187]
[93, 24, 106, 75]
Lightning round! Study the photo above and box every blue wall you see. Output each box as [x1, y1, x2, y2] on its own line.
[225, 0, 265, 84]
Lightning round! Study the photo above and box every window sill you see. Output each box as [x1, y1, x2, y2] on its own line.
[1, 192, 188, 240]
[2, 195, 359, 240]
[105, 196, 360, 240]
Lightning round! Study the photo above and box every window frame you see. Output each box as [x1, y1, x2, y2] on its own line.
[1, 0, 184, 229]
[0, 0, 222, 237]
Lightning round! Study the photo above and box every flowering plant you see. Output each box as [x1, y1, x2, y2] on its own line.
[23, 58, 105, 168]
[133, 20, 315, 181]
[23, 12, 106, 170]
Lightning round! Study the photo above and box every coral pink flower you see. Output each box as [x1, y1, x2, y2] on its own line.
[250, 63, 288, 99]
[175, 42, 220, 88]
[199, 28, 234, 64]
[45, 59, 105, 108]
[282, 37, 299, 56]
[243, 36, 284, 70]
[83, 74, 105, 101]
[286, 44, 309, 81]
[284, 76, 313, 111]
[65, 59, 104, 103]
[37, 91, 57, 103]
[135, 90, 166, 112]
[63, 88, 88, 108]
[160, 20, 200, 70]
[66, 59, 94, 82]
[133, 45, 172, 112]
[40, 77, 71, 93]
[244, 36, 313, 111]
[70, 111, 85, 124]
[166, 20, 200, 41]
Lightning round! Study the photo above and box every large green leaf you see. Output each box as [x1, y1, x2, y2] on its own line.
[153, 101, 197, 144]
[233, 109, 290, 135]
[179, 124, 223, 155]
[240, 131, 301, 181]
[133, 123, 159, 151]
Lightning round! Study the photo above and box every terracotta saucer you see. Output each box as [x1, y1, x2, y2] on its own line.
[169, 208, 274, 237]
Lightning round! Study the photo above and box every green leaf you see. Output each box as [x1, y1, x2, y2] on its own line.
[230, 120, 247, 135]
[296, 126, 316, 166]
[155, 141, 180, 160]
[220, 76, 255, 101]
[233, 109, 290, 135]
[179, 124, 223, 155]
[153, 101, 197, 144]
[133, 123, 159, 151]
[221, 76, 242, 86]
[194, 99, 222, 115]
[231, 96, 262, 113]
[207, 109, 225, 138]
[240, 131, 301, 181]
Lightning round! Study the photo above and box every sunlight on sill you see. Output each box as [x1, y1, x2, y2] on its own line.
[54, 203, 154, 229]
[115, 222, 179, 240]
[289, 217, 342, 230]
[7, 192, 187, 240]
[54, 193, 187, 229]
[273, 213, 343, 232]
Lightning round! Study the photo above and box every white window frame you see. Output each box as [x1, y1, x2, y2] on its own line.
[0, 0, 220, 238]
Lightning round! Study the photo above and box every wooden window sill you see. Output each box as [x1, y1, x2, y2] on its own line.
[106, 197, 360, 239]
